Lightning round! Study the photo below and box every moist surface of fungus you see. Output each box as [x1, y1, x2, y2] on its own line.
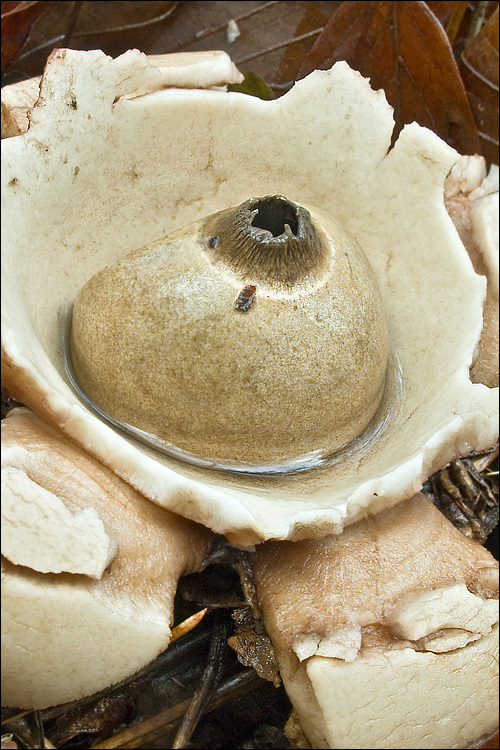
[1, 49, 498, 544]
[70, 196, 388, 469]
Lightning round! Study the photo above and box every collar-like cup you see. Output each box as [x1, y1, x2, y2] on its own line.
[1, 49, 498, 545]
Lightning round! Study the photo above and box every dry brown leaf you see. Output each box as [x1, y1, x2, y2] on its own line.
[1, 1, 341, 95]
[271, 1, 342, 90]
[3, 1, 179, 75]
[425, 1, 470, 44]
[460, 6, 499, 164]
[1, 0, 53, 73]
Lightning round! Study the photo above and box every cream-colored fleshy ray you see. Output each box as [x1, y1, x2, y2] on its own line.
[1, 408, 213, 709]
[251, 494, 499, 749]
[1, 76, 41, 138]
[303, 630, 499, 750]
[1, 48, 498, 545]
[0, 51, 242, 139]
[444, 156, 499, 388]
[1, 466, 116, 577]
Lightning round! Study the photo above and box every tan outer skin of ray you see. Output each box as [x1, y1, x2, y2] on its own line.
[1, 408, 213, 709]
[252, 494, 499, 750]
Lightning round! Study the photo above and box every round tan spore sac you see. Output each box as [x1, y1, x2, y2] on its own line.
[70, 196, 389, 469]
[1, 407, 213, 709]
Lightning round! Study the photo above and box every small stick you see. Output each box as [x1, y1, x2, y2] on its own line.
[172, 612, 230, 749]
[170, 609, 207, 644]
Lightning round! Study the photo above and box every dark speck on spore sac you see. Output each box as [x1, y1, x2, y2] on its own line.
[235, 285, 257, 312]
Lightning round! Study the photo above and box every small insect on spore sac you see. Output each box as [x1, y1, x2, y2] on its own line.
[235, 285, 257, 312]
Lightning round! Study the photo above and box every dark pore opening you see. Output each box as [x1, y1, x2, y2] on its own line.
[251, 196, 299, 236]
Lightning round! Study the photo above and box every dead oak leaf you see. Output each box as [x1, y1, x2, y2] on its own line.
[460, 6, 499, 164]
[425, 1, 469, 44]
[1, 0, 53, 73]
[297, 0, 482, 156]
